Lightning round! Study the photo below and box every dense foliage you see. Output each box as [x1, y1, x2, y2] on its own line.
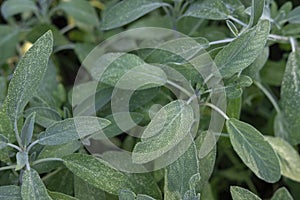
[0, 0, 300, 199]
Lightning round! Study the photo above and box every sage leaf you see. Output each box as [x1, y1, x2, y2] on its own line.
[48, 191, 78, 200]
[21, 112, 35, 147]
[132, 100, 194, 164]
[119, 189, 136, 200]
[215, 20, 270, 78]
[0, 185, 21, 200]
[38, 141, 81, 159]
[248, 0, 265, 27]
[286, 6, 300, 24]
[63, 153, 131, 195]
[230, 186, 261, 200]
[1, 0, 38, 19]
[280, 50, 300, 145]
[58, 0, 99, 26]
[266, 136, 300, 182]
[164, 139, 199, 199]
[74, 176, 106, 200]
[24, 107, 61, 128]
[15, 151, 28, 171]
[0, 109, 14, 141]
[101, 0, 169, 30]
[226, 118, 281, 183]
[0, 25, 19, 65]
[4, 30, 53, 124]
[184, 0, 230, 20]
[38, 117, 110, 145]
[21, 169, 52, 200]
[271, 187, 294, 200]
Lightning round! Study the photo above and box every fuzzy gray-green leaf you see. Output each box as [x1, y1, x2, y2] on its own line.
[38, 117, 110, 145]
[280, 50, 300, 145]
[132, 100, 194, 164]
[230, 186, 261, 200]
[266, 136, 300, 182]
[215, 20, 270, 78]
[271, 187, 294, 200]
[21, 169, 52, 200]
[1, 0, 38, 19]
[101, 0, 169, 30]
[21, 112, 35, 147]
[226, 118, 281, 183]
[248, 0, 265, 27]
[4, 30, 53, 124]
[0, 185, 21, 200]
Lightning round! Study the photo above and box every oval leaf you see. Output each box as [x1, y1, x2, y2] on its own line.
[4, 30, 53, 124]
[1, 0, 38, 19]
[101, 0, 169, 30]
[21, 169, 52, 200]
[226, 118, 281, 183]
[266, 136, 300, 182]
[280, 50, 300, 145]
[38, 117, 110, 145]
[58, 0, 99, 26]
[21, 112, 36, 147]
[271, 187, 294, 200]
[215, 20, 270, 78]
[132, 100, 194, 164]
[230, 186, 261, 200]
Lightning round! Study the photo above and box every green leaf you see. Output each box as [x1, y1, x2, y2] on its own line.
[74, 176, 106, 200]
[225, 75, 253, 99]
[215, 20, 270, 78]
[0, 185, 21, 200]
[119, 190, 136, 200]
[0, 134, 8, 150]
[183, 174, 201, 200]
[21, 169, 52, 200]
[101, 0, 169, 30]
[226, 118, 281, 183]
[164, 138, 199, 199]
[43, 168, 74, 196]
[184, 0, 230, 20]
[24, 107, 61, 128]
[230, 186, 261, 200]
[48, 191, 78, 200]
[226, 20, 239, 36]
[21, 112, 35, 147]
[248, 0, 265, 27]
[0, 108, 14, 141]
[286, 6, 300, 24]
[265, 136, 300, 182]
[227, 97, 242, 119]
[280, 50, 300, 145]
[16, 151, 28, 171]
[132, 100, 194, 164]
[271, 187, 294, 200]
[63, 153, 131, 195]
[38, 117, 110, 145]
[1, 0, 38, 19]
[38, 141, 81, 159]
[58, 0, 99, 26]
[4, 30, 53, 124]
[0, 25, 19, 65]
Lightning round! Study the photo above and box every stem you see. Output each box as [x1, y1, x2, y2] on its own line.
[289, 37, 298, 52]
[53, 44, 75, 53]
[60, 24, 76, 34]
[26, 140, 40, 152]
[14, 119, 23, 149]
[228, 15, 247, 27]
[31, 158, 63, 166]
[269, 34, 290, 42]
[0, 165, 17, 171]
[213, 132, 230, 137]
[7, 143, 22, 151]
[166, 80, 194, 97]
[209, 38, 235, 46]
[253, 81, 281, 114]
[203, 102, 229, 120]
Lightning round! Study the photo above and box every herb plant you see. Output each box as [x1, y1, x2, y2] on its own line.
[0, 0, 300, 199]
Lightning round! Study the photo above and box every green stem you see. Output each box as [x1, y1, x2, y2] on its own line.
[254, 81, 281, 114]
[166, 80, 194, 97]
[0, 165, 16, 171]
[290, 37, 298, 52]
[7, 143, 22, 151]
[31, 158, 63, 166]
[203, 102, 229, 120]
[228, 15, 247, 27]
[209, 38, 235, 46]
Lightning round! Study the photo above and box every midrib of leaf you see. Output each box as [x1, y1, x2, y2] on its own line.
[290, 54, 299, 92]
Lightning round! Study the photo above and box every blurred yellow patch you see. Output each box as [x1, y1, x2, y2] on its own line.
[21, 41, 33, 55]
[90, 0, 105, 10]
